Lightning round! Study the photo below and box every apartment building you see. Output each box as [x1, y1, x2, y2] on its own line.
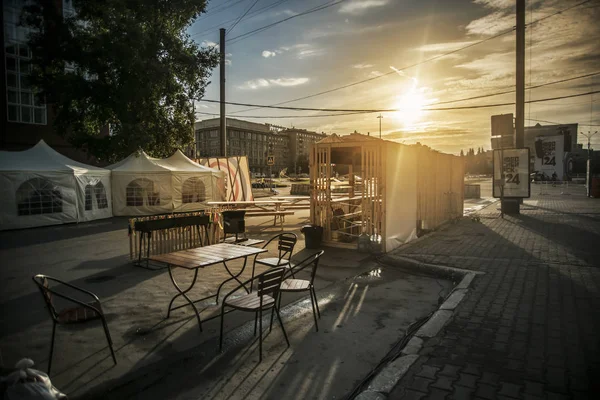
[194, 118, 326, 176]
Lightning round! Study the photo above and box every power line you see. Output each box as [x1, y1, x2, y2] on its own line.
[228, 0, 260, 35]
[229, 29, 514, 115]
[191, 0, 293, 38]
[226, 0, 346, 44]
[433, 71, 600, 106]
[199, 90, 600, 113]
[228, 0, 593, 114]
[195, 111, 372, 119]
[195, 0, 248, 22]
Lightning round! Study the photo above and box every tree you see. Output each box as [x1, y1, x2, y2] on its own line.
[460, 149, 464, 157]
[22, 0, 219, 163]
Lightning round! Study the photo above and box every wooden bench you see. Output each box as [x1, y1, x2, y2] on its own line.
[244, 210, 295, 230]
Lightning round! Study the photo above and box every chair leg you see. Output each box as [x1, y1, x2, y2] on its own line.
[312, 286, 321, 318]
[48, 321, 56, 375]
[254, 311, 258, 336]
[259, 307, 263, 362]
[219, 304, 226, 352]
[309, 289, 319, 332]
[274, 306, 290, 347]
[101, 318, 117, 365]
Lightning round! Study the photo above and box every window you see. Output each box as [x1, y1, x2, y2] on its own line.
[94, 182, 108, 209]
[4, 2, 47, 125]
[17, 178, 63, 215]
[126, 178, 159, 206]
[84, 185, 93, 210]
[182, 177, 206, 203]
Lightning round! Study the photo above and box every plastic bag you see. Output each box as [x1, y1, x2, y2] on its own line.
[1, 359, 67, 400]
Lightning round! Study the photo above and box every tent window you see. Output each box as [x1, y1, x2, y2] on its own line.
[16, 178, 63, 216]
[126, 178, 159, 206]
[182, 177, 206, 203]
[94, 182, 108, 209]
[85, 185, 93, 210]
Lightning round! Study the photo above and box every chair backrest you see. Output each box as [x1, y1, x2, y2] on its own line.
[294, 250, 325, 284]
[32, 274, 58, 321]
[277, 233, 297, 262]
[257, 267, 286, 298]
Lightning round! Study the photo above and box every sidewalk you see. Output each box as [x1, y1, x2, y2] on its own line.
[388, 187, 600, 399]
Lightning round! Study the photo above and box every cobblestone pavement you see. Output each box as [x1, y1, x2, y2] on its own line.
[389, 189, 600, 399]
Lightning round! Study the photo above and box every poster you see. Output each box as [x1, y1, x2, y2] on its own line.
[197, 156, 254, 201]
[533, 134, 564, 180]
[493, 148, 530, 198]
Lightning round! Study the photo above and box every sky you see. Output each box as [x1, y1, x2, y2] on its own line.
[188, 0, 600, 154]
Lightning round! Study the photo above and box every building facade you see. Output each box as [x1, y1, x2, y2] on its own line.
[1, 0, 94, 162]
[194, 118, 326, 176]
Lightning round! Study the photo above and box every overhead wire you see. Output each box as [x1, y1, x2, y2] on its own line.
[226, 0, 594, 115]
[226, 0, 347, 44]
[190, 0, 293, 38]
[199, 90, 600, 113]
[227, 0, 261, 35]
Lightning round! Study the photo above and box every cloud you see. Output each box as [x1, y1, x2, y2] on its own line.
[339, 0, 389, 15]
[262, 50, 277, 58]
[297, 49, 325, 59]
[352, 63, 374, 69]
[415, 41, 478, 53]
[269, 78, 310, 87]
[238, 79, 270, 90]
[473, 0, 514, 9]
[238, 77, 309, 90]
[262, 43, 323, 59]
[369, 70, 384, 78]
[201, 40, 219, 49]
[465, 11, 514, 35]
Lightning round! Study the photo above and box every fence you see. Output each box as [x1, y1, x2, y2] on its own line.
[128, 211, 221, 267]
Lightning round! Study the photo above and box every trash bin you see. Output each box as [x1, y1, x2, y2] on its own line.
[301, 225, 323, 249]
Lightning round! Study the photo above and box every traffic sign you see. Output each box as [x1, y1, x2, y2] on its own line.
[267, 156, 274, 166]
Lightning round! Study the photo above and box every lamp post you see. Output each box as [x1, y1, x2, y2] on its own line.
[377, 114, 383, 139]
[580, 131, 598, 161]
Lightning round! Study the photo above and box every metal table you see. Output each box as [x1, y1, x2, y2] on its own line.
[150, 243, 267, 331]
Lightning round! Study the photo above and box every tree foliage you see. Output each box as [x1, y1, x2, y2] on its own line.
[22, 0, 219, 163]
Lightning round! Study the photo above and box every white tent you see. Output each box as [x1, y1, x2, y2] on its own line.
[108, 150, 224, 216]
[0, 140, 112, 230]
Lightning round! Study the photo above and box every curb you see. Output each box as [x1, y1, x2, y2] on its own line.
[352, 256, 482, 399]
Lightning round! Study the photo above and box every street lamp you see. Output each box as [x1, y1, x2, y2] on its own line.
[377, 114, 383, 139]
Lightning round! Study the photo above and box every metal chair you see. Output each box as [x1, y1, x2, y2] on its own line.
[219, 267, 289, 362]
[272, 251, 324, 332]
[251, 233, 298, 288]
[32, 275, 117, 374]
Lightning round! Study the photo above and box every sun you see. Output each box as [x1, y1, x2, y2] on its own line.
[392, 89, 427, 128]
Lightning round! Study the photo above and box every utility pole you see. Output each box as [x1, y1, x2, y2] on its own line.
[503, 0, 525, 215]
[219, 28, 227, 157]
[377, 114, 383, 139]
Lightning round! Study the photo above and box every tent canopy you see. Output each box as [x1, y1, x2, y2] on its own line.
[107, 149, 224, 216]
[0, 140, 112, 230]
[0, 140, 109, 175]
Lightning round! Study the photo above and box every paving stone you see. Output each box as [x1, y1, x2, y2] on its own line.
[498, 382, 522, 399]
[476, 383, 497, 399]
[457, 373, 478, 389]
[429, 388, 451, 400]
[386, 195, 600, 400]
[402, 389, 426, 400]
[415, 364, 439, 380]
[450, 385, 475, 400]
[409, 376, 434, 393]
[431, 375, 455, 391]
[439, 364, 461, 379]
